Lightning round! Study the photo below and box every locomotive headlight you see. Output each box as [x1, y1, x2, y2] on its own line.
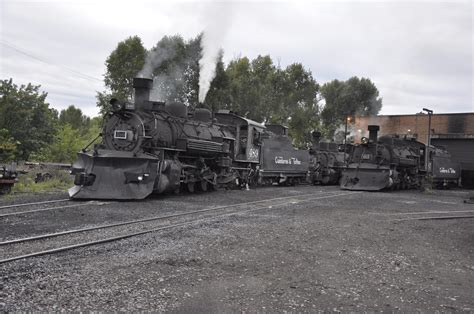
[0, 174, 3, 178]
[137, 175, 143, 181]
[361, 137, 369, 144]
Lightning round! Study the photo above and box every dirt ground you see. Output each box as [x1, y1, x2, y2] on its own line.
[0, 186, 473, 312]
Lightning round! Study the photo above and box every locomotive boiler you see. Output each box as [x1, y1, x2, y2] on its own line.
[69, 77, 309, 200]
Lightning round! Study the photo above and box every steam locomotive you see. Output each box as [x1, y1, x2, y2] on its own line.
[69, 78, 309, 199]
[309, 131, 350, 185]
[339, 125, 461, 191]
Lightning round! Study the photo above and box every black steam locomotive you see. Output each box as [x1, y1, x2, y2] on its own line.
[308, 131, 349, 185]
[69, 78, 309, 199]
[340, 125, 461, 191]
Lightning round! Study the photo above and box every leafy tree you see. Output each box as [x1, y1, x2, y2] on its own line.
[39, 125, 83, 163]
[274, 63, 320, 147]
[150, 34, 204, 107]
[320, 76, 382, 138]
[223, 56, 320, 146]
[225, 56, 256, 117]
[0, 79, 57, 160]
[0, 129, 17, 162]
[203, 51, 231, 112]
[59, 105, 91, 134]
[97, 36, 147, 114]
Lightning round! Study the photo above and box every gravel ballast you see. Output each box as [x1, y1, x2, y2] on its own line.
[0, 186, 473, 311]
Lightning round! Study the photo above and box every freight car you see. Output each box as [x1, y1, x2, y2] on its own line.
[339, 125, 461, 191]
[309, 131, 350, 185]
[0, 163, 18, 195]
[69, 77, 308, 200]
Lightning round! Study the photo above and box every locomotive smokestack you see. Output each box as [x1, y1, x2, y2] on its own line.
[368, 125, 380, 143]
[311, 131, 321, 151]
[312, 131, 322, 144]
[133, 77, 153, 111]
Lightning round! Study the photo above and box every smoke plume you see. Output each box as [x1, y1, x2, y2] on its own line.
[198, 3, 232, 104]
[138, 41, 178, 78]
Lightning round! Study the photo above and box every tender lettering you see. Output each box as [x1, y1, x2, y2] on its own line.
[274, 156, 302, 165]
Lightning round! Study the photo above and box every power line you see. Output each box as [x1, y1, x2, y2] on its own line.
[0, 40, 103, 83]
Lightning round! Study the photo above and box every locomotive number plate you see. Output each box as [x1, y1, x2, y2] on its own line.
[361, 153, 371, 160]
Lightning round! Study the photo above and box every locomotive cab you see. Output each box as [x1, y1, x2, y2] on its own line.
[214, 110, 264, 163]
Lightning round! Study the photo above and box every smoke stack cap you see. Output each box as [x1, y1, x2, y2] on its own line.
[133, 77, 153, 89]
[368, 125, 380, 132]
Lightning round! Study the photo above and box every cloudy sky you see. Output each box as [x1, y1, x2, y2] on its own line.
[1, 0, 472, 117]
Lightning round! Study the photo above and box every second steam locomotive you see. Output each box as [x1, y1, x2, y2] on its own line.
[340, 125, 461, 191]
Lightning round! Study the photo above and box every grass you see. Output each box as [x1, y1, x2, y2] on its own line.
[12, 169, 73, 194]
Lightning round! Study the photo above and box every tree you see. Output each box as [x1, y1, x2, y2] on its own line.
[59, 105, 91, 134]
[320, 76, 382, 138]
[39, 125, 83, 163]
[281, 64, 320, 147]
[97, 36, 147, 114]
[0, 129, 17, 162]
[149, 34, 204, 107]
[0, 79, 57, 160]
[203, 51, 231, 112]
[225, 56, 257, 117]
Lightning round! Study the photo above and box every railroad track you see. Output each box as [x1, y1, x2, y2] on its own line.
[0, 200, 109, 218]
[370, 209, 474, 221]
[0, 191, 357, 265]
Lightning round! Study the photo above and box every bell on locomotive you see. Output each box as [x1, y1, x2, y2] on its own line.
[69, 77, 165, 200]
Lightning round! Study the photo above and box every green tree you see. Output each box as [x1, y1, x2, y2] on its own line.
[202, 50, 231, 112]
[59, 105, 91, 134]
[321, 76, 382, 138]
[150, 34, 203, 107]
[97, 36, 147, 114]
[225, 56, 256, 117]
[0, 129, 17, 162]
[40, 124, 83, 163]
[0, 79, 57, 160]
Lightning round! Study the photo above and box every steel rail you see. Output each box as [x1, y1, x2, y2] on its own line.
[0, 198, 70, 210]
[0, 201, 108, 218]
[392, 215, 474, 221]
[371, 210, 474, 216]
[0, 191, 357, 265]
[0, 191, 351, 246]
[0, 191, 334, 218]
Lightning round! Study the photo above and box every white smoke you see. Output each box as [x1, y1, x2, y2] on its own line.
[198, 3, 232, 104]
[138, 41, 178, 78]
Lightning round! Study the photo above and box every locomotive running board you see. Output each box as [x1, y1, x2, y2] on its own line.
[69, 150, 159, 200]
[339, 165, 392, 191]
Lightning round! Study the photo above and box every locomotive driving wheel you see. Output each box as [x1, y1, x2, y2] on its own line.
[187, 182, 195, 193]
[200, 181, 208, 192]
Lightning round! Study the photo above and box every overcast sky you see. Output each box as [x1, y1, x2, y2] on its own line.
[1, 0, 472, 117]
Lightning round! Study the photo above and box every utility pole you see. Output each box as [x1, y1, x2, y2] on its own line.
[422, 108, 434, 175]
[422, 108, 433, 146]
